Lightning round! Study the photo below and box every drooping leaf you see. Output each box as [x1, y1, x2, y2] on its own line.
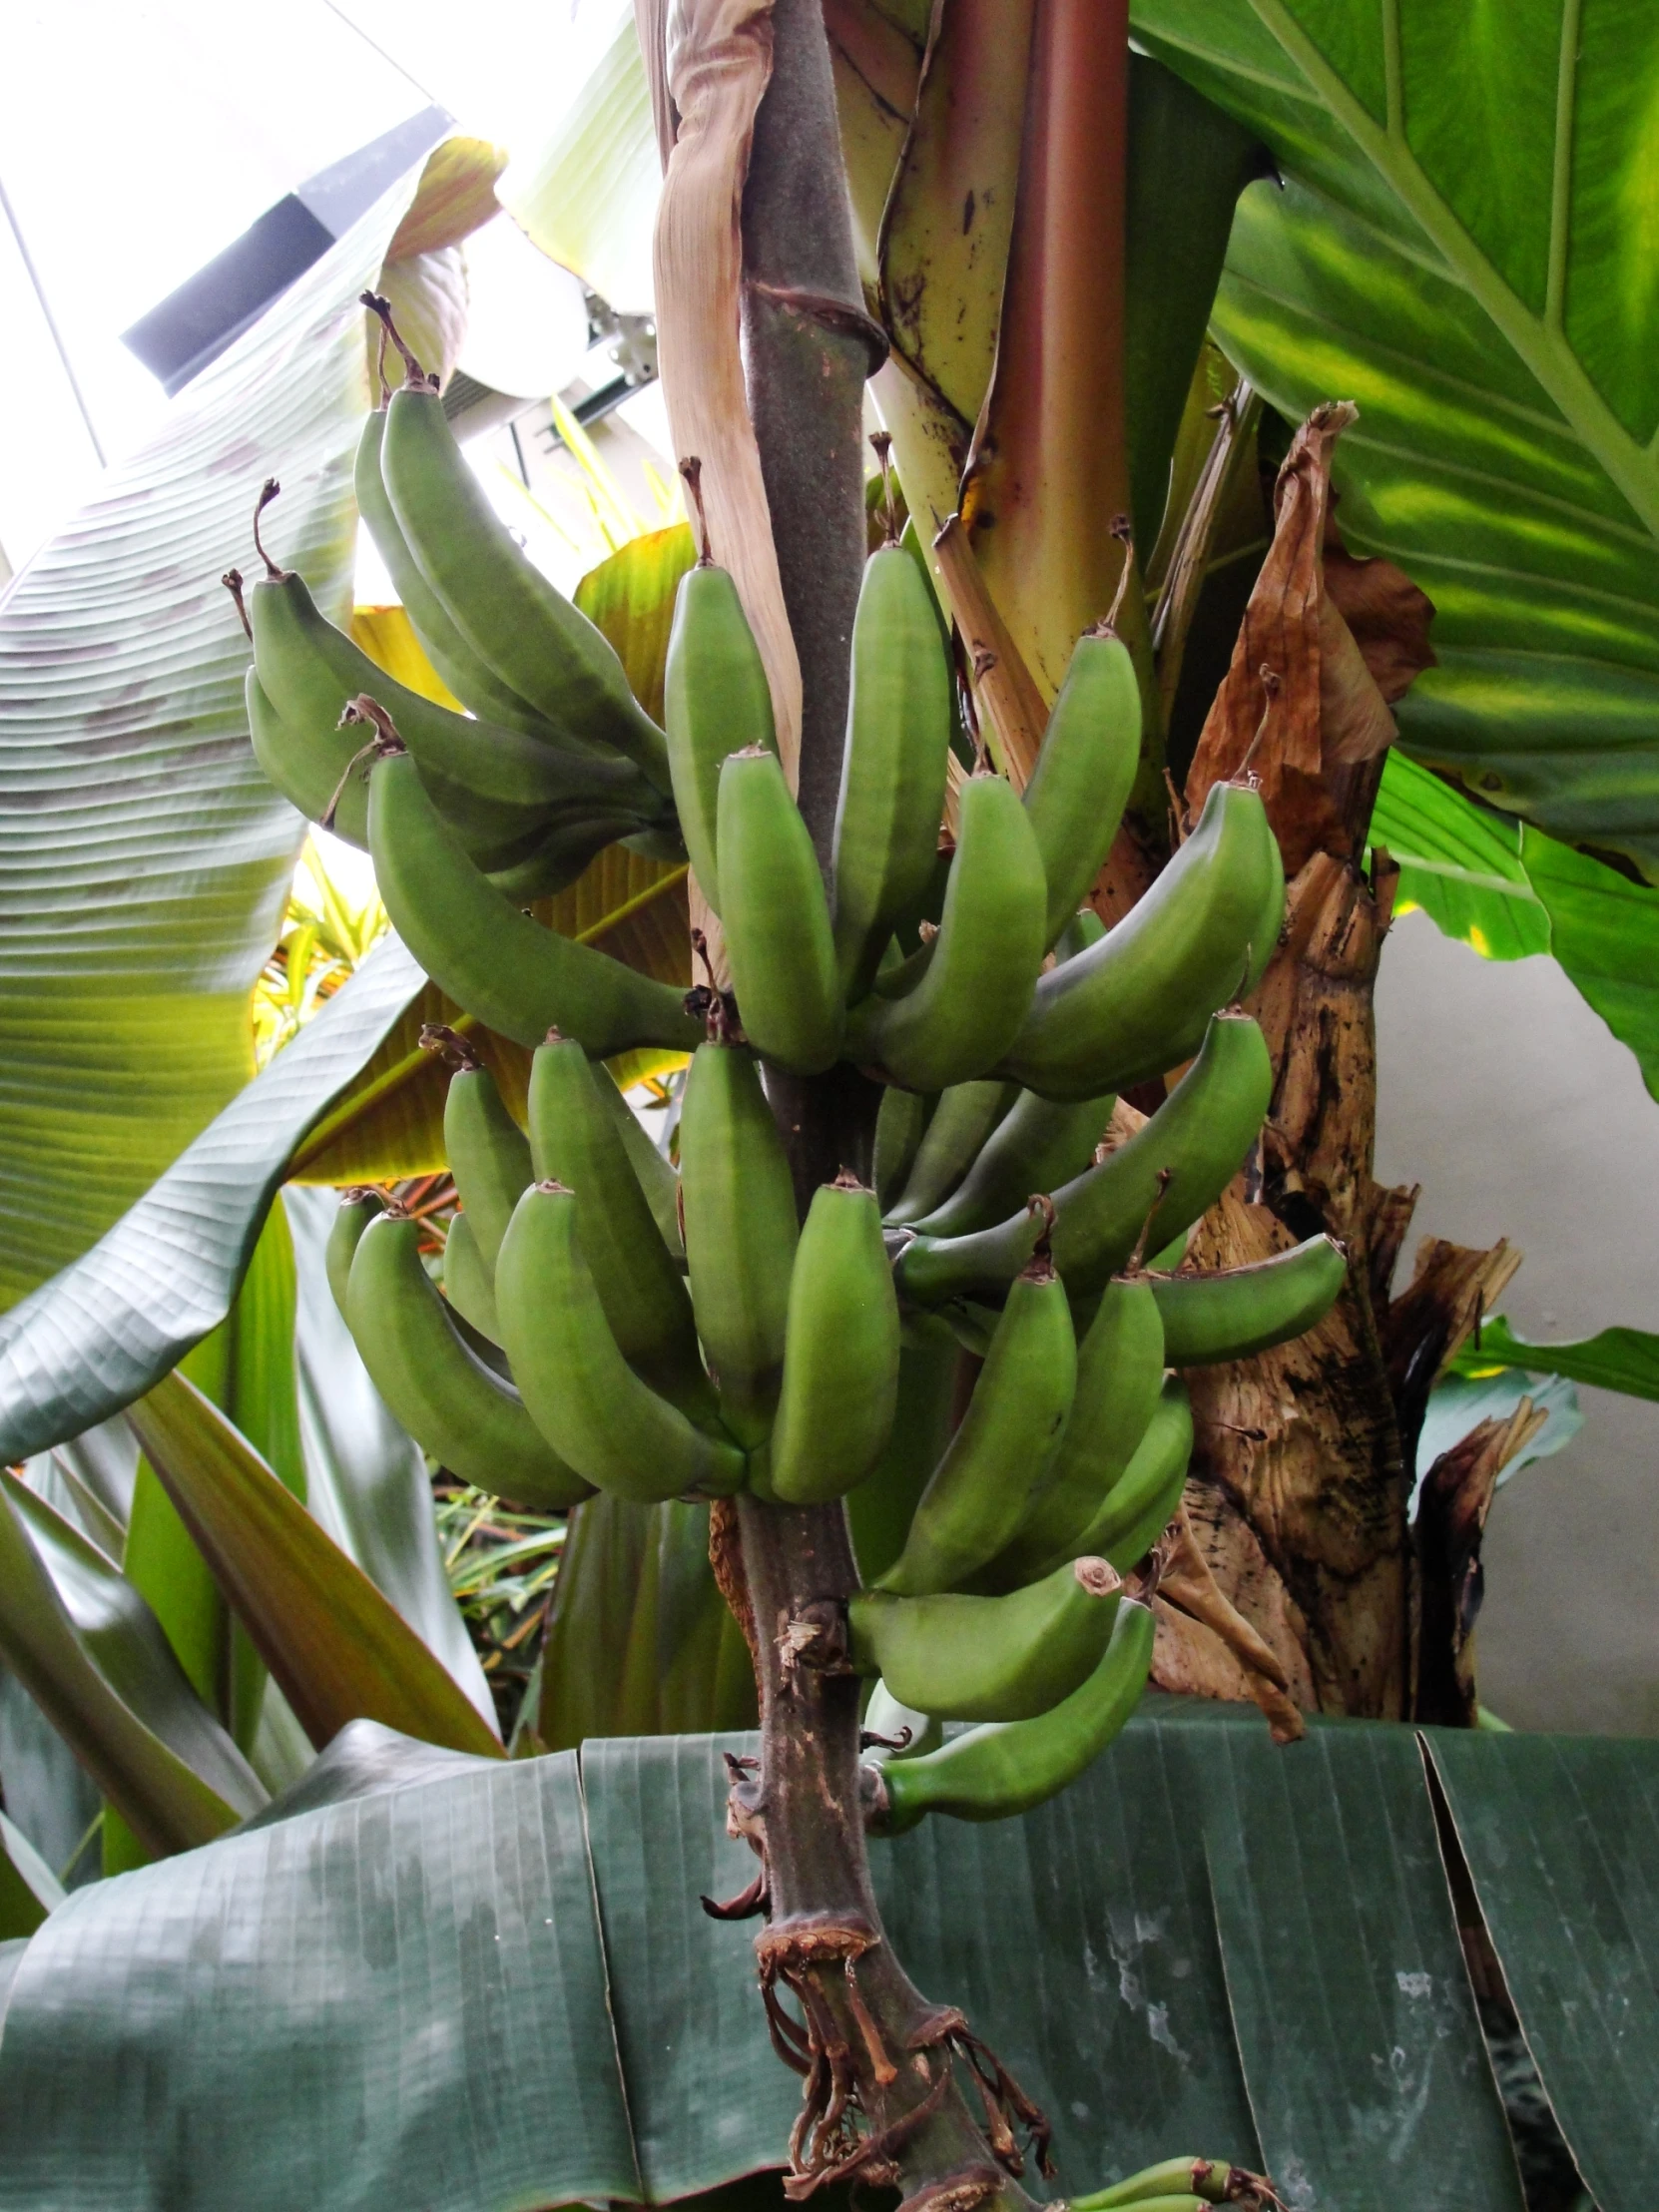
[0, 935, 427, 1466]
[125, 1372, 502, 1759]
[1370, 749, 1551, 961]
[0, 175, 424, 1316]
[1520, 825, 1659, 1101]
[499, 15, 659, 313]
[1448, 1315, 1659, 1406]
[0, 1477, 248, 1861]
[0, 1741, 639, 2212]
[283, 1185, 495, 1728]
[1429, 1729, 1659, 2212]
[1132, 0, 1659, 881]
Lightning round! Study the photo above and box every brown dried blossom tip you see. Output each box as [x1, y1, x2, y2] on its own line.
[869, 430, 900, 546]
[253, 479, 286, 581]
[536, 1179, 572, 1196]
[337, 694, 406, 754]
[221, 569, 251, 642]
[1087, 515, 1137, 639]
[359, 290, 435, 391]
[1125, 1167, 1173, 1275]
[337, 1185, 377, 1206]
[1020, 1192, 1058, 1279]
[831, 1166, 866, 1192]
[418, 1022, 481, 1072]
[680, 456, 713, 565]
[1235, 664, 1280, 784]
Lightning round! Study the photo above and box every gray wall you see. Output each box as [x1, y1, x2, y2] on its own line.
[1375, 910, 1659, 1735]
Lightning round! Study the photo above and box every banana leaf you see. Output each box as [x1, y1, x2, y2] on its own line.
[1448, 1315, 1659, 1406]
[7, 1702, 1636, 2208]
[125, 1372, 502, 1759]
[1131, 0, 1659, 885]
[0, 1812, 63, 1942]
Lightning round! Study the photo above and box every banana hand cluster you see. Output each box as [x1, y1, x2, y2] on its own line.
[278, 404, 1346, 1832]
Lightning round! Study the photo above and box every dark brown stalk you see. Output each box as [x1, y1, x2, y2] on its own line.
[727, 5, 1044, 2206]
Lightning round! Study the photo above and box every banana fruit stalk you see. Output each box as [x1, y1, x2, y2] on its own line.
[246, 376, 1345, 1832]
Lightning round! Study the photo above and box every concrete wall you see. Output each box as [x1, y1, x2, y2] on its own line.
[1374, 910, 1659, 1735]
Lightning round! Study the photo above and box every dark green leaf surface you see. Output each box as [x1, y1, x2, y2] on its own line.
[0, 1812, 61, 1941]
[1450, 1315, 1659, 1404]
[0, 1747, 639, 2212]
[0, 186, 410, 1313]
[1197, 1717, 1522, 2211]
[1427, 1730, 1659, 2212]
[0, 933, 426, 1467]
[1131, 0, 1659, 880]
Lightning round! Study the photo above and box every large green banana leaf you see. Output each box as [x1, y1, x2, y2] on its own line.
[9, 1701, 1652, 2209]
[1130, 0, 1659, 884]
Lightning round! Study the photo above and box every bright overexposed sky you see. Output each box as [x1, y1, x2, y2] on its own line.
[0, 0, 634, 571]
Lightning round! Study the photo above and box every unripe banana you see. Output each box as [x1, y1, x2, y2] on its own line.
[247, 558, 659, 851]
[354, 407, 562, 741]
[862, 1679, 943, 1762]
[845, 1311, 958, 1585]
[494, 1182, 745, 1501]
[367, 749, 704, 1057]
[663, 554, 777, 909]
[885, 1079, 1016, 1227]
[345, 1211, 590, 1508]
[849, 1555, 1123, 1721]
[896, 1009, 1272, 1306]
[325, 1188, 383, 1315]
[872, 1085, 933, 1214]
[831, 543, 953, 997]
[768, 1175, 900, 1504]
[990, 1275, 1167, 1586]
[589, 1073, 684, 1261]
[717, 748, 842, 1073]
[1024, 628, 1141, 950]
[442, 1060, 532, 1273]
[1147, 1235, 1347, 1366]
[843, 773, 1047, 1093]
[441, 1211, 501, 1344]
[1073, 2156, 1236, 2208]
[678, 1041, 800, 1445]
[876, 1235, 1077, 1597]
[873, 1594, 1155, 1830]
[247, 666, 370, 848]
[905, 1084, 1116, 1239]
[379, 380, 672, 787]
[526, 1034, 709, 1411]
[998, 779, 1284, 1100]
[1069, 1375, 1194, 1571]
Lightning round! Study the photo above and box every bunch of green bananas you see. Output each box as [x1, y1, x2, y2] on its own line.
[253, 369, 1344, 1830]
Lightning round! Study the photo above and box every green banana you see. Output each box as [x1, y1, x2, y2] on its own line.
[441, 1212, 501, 1344]
[1068, 1375, 1194, 1573]
[991, 1276, 1167, 1586]
[440, 1055, 532, 1272]
[367, 748, 704, 1057]
[831, 542, 953, 997]
[873, 1594, 1156, 1830]
[862, 1679, 943, 1762]
[677, 1041, 800, 1445]
[998, 779, 1285, 1100]
[526, 1034, 710, 1410]
[246, 529, 661, 849]
[494, 1181, 746, 1502]
[589, 1069, 684, 1260]
[885, 1079, 1016, 1227]
[896, 1009, 1272, 1306]
[848, 1555, 1123, 1722]
[1072, 2157, 1238, 2208]
[247, 666, 371, 848]
[843, 772, 1048, 1093]
[345, 1211, 590, 1508]
[325, 1188, 383, 1315]
[353, 406, 565, 742]
[377, 377, 672, 788]
[663, 542, 777, 907]
[905, 1084, 1116, 1239]
[1024, 628, 1142, 950]
[872, 1085, 933, 1214]
[767, 1175, 900, 1505]
[845, 1312, 958, 1585]
[876, 1235, 1077, 1596]
[717, 748, 842, 1073]
[1148, 1234, 1348, 1367]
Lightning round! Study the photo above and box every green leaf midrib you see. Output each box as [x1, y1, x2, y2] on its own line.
[1242, 0, 1659, 538]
